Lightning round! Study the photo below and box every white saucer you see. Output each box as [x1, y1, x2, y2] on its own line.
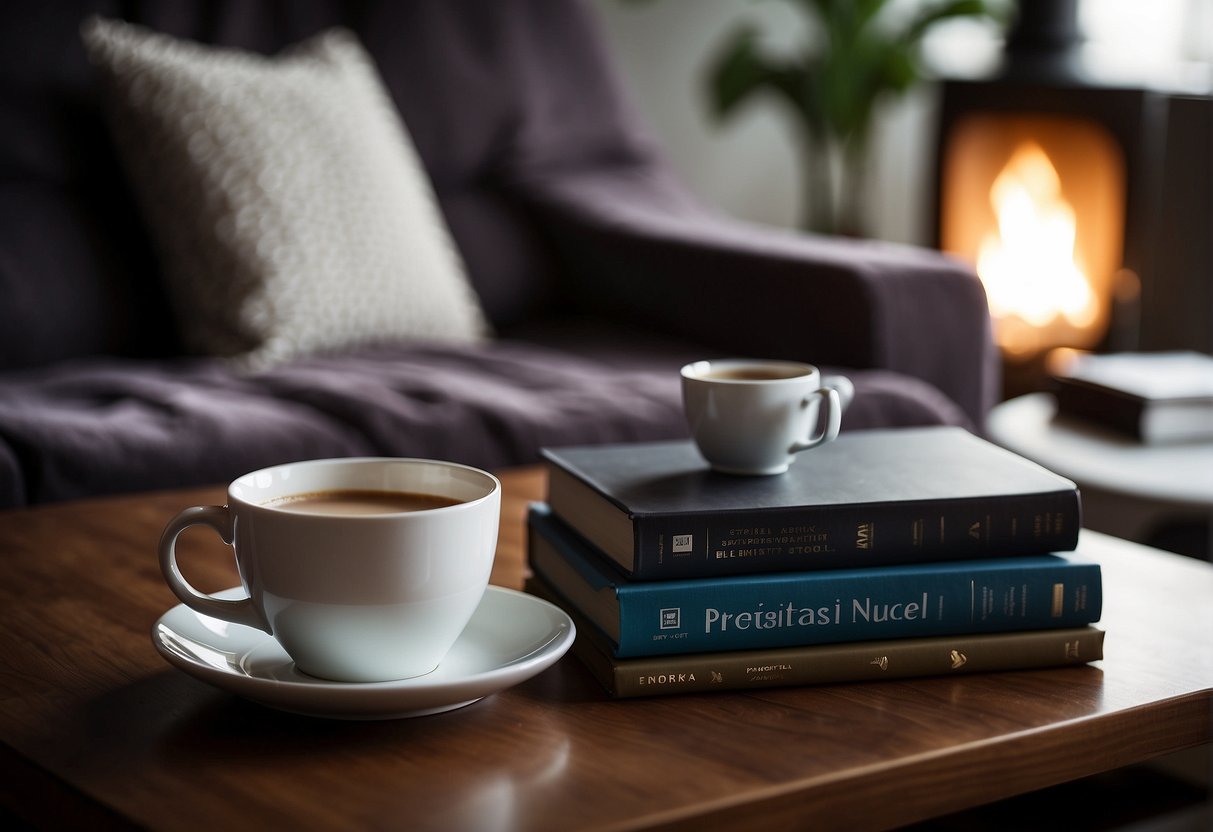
[152, 585, 575, 720]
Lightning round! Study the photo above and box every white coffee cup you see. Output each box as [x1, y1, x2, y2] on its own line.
[681, 359, 855, 475]
[157, 457, 500, 683]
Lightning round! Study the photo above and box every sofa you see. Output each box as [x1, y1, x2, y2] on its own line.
[0, 0, 998, 509]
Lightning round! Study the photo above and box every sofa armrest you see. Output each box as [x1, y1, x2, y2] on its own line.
[513, 164, 1000, 429]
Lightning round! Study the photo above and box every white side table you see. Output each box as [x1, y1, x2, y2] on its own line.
[987, 393, 1213, 559]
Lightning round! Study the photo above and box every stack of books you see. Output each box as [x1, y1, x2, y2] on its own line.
[527, 426, 1104, 698]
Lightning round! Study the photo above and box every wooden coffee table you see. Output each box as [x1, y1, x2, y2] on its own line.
[1, 467, 1210, 831]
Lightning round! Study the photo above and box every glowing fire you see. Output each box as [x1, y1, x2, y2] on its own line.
[976, 143, 1099, 355]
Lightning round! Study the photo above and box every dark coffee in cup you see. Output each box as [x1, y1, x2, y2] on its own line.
[702, 366, 810, 381]
[264, 490, 462, 515]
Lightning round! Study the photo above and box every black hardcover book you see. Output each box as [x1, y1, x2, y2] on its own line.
[541, 427, 1080, 580]
[1052, 351, 1213, 444]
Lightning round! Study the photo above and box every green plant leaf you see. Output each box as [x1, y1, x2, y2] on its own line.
[708, 24, 825, 138]
[905, 0, 997, 43]
[708, 26, 773, 118]
[876, 40, 918, 94]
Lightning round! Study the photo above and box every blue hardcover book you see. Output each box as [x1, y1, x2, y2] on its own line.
[528, 503, 1102, 658]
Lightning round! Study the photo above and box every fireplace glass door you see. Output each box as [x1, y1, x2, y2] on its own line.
[939, 113, 1126, 359]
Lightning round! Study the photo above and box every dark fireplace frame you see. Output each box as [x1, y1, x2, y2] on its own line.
[930, 0, 1213, 365]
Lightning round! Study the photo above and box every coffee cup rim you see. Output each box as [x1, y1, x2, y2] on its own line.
[680, 359, 820, 383]
[227, 457, 501, 517]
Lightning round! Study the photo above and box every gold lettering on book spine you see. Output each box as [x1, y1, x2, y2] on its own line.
[856, 522, 873, 550]
[1051, 583, 1065, 617]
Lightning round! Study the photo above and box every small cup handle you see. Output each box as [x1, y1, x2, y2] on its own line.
[790, 386, 842, 453]
[821, 374, 855, 412]
[158, 505, 267, 632]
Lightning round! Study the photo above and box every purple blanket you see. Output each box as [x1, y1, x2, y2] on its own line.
[0, 338, 969, 507]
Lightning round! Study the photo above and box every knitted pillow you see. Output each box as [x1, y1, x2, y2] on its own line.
[81, 19, 489, 369]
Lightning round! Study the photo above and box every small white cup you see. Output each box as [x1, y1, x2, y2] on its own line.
[681, 359, 854, 475]
[158, 458, 500, 683]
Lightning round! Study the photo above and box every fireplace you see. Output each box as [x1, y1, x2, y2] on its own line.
[932, 0, 1213, 397]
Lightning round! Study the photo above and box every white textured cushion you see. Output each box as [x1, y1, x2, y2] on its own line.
[81, 19, 489, 369]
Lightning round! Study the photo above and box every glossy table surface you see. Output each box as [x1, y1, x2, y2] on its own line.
[1, 467, 1210, 831]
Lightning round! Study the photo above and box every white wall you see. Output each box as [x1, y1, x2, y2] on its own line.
[594, 0, 804, 233]
[593, 0, 1212, 246]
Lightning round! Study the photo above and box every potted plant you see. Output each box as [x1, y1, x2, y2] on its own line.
[708, 0, 1003, 235]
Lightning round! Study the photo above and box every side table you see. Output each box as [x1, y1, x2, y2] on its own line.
[987, 392, 1213, 559]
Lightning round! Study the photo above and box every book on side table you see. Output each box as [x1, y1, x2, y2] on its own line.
[528, 503, 1102, 660]
[1052, 350, 1213, 444]
[542, 427, 1081, 580]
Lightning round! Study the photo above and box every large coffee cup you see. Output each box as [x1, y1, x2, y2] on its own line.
[681, 359, 854, 475]
[158, 457, 500, 683]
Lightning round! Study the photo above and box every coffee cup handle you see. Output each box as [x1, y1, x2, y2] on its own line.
[789, 387, 841, 453]
[821, 374, 855, 412]
[158, 505, 267, 632]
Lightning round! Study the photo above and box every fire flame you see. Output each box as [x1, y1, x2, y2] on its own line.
[976, 143, 1098, 355]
